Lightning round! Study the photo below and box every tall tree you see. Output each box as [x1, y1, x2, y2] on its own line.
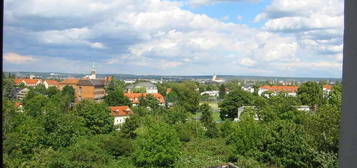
[219, 89, 254, 120]
[73, 100, 114, 135]
[104, 88, 131, 106]
[297, 82, 323, 110]
[134, 121, 181, 167]
[219, 84, 226, 99]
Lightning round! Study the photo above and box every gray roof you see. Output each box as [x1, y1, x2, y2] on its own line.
[78, 79, 106, 86]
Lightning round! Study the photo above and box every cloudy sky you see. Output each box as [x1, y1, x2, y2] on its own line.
[3, 0, 344, 77]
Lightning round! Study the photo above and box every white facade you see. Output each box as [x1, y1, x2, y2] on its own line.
[242, 86, 255, 93]
[296, 105, 311, 112]
[200, 90, 219, 97]
[114, 116, 130, 125]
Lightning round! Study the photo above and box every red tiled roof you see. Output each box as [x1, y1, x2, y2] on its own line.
[15, 78, 41, 85]
[124, 93, 165, 104]
[15, 102, 23, 107]
[260, 85, 299, 93]
[323, 85, 333, 90]
[110, 106, 133, 117]
[59, 78, 79, 85]
[45, 80, 59, 85]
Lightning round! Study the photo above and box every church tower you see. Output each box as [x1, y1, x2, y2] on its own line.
[90, 64, 96, 79]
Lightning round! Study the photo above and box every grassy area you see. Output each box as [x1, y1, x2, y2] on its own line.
[193, 101, 222, 122]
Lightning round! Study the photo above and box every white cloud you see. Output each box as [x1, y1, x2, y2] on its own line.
[186, 0, 259, 7]
[3, 0, 343, 77]
[4, 52, 37, 64]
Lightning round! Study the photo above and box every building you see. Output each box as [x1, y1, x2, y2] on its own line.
[124, 93, 165, 106]
[241, 86, 255, 93]
[15, 102, 24, 112]
[76, 79, 108, 102]
[57, 78, 80, 90]
[212, 74, 225, 83]
[10, 88, 30, 100]
[43, 80, 59, 89]
[295, 105, 311, 112]
[15, 78, 42, 87]
[323, 85, 333, 97]
[258, 85, 299, 97]
[125, 82, 158, 93]
[200, 90, 219, 97]
[110, 106, 133, 127]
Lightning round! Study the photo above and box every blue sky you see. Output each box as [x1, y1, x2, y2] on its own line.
[3, 0, 344, 78]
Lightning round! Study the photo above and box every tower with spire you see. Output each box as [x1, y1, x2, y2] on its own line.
[90, 64, 96, 79]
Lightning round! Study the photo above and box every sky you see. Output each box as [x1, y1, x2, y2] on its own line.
[3, 0, 344, 78]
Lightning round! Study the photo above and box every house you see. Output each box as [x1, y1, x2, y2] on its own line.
[200, 90, 219, 97]
[295, 105, 311, 112]
[109, 106, 133, 127]
[124, 93, 165, 106]
[241, 86, 255, 93]
[15, 78, 42, 87]
[76, 79, 107, 102]
[258, 85, 299, 97]
[323, 85, 333, 97]
[15, 102, 24, 112]
[10, 88, 30, 100]
[125, 82, 158, 93]
[43, 80, 59, 89]
[57, 78, 79, 90]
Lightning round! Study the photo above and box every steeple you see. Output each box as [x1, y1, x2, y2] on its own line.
[90, 64, 96, 79]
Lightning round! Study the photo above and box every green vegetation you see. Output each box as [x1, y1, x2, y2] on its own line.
[3, 75, 341, 168]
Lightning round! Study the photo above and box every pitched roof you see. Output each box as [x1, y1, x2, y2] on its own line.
[45, 80, 59, 85]
[59, 78, 79, 85]
[323, 85, 333, 90]
[110, 106, 133, 117]
[15, 78, 41, 85]
[15, 102, 23, 108]
[124, 93, 165, 103]
[77, 79, 106, 86]
[260, 85, 299, 93]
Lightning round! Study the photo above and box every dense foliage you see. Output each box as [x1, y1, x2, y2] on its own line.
[3, 76, 341, 168]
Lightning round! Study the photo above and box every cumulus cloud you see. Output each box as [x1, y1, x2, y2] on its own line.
[187, 0, 259, 7]
[4, 52, 37, 64]
[3, 0, 343, 77]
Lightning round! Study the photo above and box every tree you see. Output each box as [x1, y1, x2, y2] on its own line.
[105, 77, 125, 94]
[138, 94, 160, 110]
[199, 103, 214, 127]
[46, 86, 60, 98]
[328, 84, 342, 109]
[73, 100, 114, 135]
[134, 121, 181, 167]
[104, 88, 131, 106]
[169, 82, 200, 113]
[219, 84, 226, 99]
[165, 105, 189, 125]
[24, 94, 48, 118]
[121, 114, 141, 139]
[2, 76, 15, 99]
[219, 89, 254, 120]
[132, 87, 146, 93]
[297, 82, 323, 110]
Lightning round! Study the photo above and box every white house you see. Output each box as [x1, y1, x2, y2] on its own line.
[258, 85, 299, 97]
[110, 106, 133, 128]
[212, 74, 225, 83]
[241, 86, 254, 93]
[295, 105, 311, 112]
[43, 80, 59, 89]
[323, 85, 333, 97]
[200, 90, 219, 97]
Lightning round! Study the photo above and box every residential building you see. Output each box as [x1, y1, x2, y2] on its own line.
[10, 88, 30, 100]
[110, 106, 133, 127]
[15, 78, 42, 87]
[125, 82, 158, 93]
[124, 93, 165, 106]
[57, 78, 79, 90]
[323, 85, 333, 97]
[43, 80, 59, 89]
[241, 86, 255, 93]
[15, 102, 24, 112]
[258, 85, 299, 97]
[76, 79, 107, 102]
[233, 106, 258, 122]
[295, 105, 311, 112]
[200, 90, 219, 97]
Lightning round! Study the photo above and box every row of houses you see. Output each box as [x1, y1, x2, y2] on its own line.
[257, 85, 333, 97]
